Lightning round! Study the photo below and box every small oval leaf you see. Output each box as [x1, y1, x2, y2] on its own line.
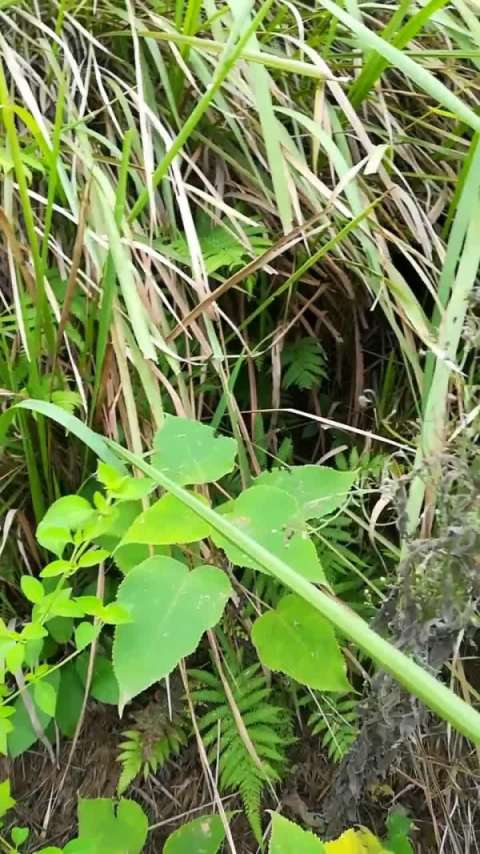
[75, 622, 99, 651]
[33, 679, 57, 717]
[20, 576, 45, 604]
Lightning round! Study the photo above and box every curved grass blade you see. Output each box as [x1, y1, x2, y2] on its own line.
[319, 0, 480, 131]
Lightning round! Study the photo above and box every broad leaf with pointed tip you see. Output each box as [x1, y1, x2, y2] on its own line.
[255, 466, 356, 520]
[211, 486, 325, 583]
[252, 595, 350, 691]
[121, 493, 211, 545]
[152, 415, 237, 485]
[113, 557, 232, 709]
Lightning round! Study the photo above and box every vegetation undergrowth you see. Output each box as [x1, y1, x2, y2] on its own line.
[0, 0, 479, 850]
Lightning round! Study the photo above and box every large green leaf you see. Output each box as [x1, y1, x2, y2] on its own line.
[152, 415, 237, 485]
[76, 798, 148, 853]
[63, 843, 96, 854]
[113, 542, 169, 574]
[252, 595, 350, 691]
[121, 493, 212, 545]
[163, 815, 225, 854]
[255, 466, 356, 520]
[212, 486, 325, 583]
[383, 811, 413, 854]
[113, 557, 232, 709]
[269, 814, 325, 853]
[10, 401, 480, 744]
[318, 0, 480, 132]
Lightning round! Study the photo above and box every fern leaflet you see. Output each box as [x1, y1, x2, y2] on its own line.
[190, 651, 294, 844]
[282, 337, 327, 391]
[117, 701, 187, 794]
[308, 692, 359, 763]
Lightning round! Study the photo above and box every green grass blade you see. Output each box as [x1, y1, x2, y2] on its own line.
[349, 0, 450, 108]
[92, 129, 134, 413]
[128, 0, 276, 224]
[319, 0, 480, 131]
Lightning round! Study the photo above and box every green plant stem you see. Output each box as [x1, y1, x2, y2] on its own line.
[0, 60, 54, 360]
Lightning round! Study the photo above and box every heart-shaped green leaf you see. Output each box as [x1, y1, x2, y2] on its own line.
[252, 595, 350, 691]
[152, 415, 237, 485]
[77, 798, 148, 853]
[113, 557, 232, 709]
[255, 466, 356, 520]
[212, 486, 325, 583]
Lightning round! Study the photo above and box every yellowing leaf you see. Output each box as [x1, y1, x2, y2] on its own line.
[325, 828, 387, 853]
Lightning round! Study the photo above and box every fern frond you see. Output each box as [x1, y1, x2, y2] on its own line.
[282, 337, 327, 391]
[191, 657, 294, 844]
[155, 220, 270, 276]
[308, 693, 359, 763]
[117, 700, 187, 794]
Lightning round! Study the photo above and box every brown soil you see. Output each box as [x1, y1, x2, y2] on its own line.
[3, 700, 479, 853]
